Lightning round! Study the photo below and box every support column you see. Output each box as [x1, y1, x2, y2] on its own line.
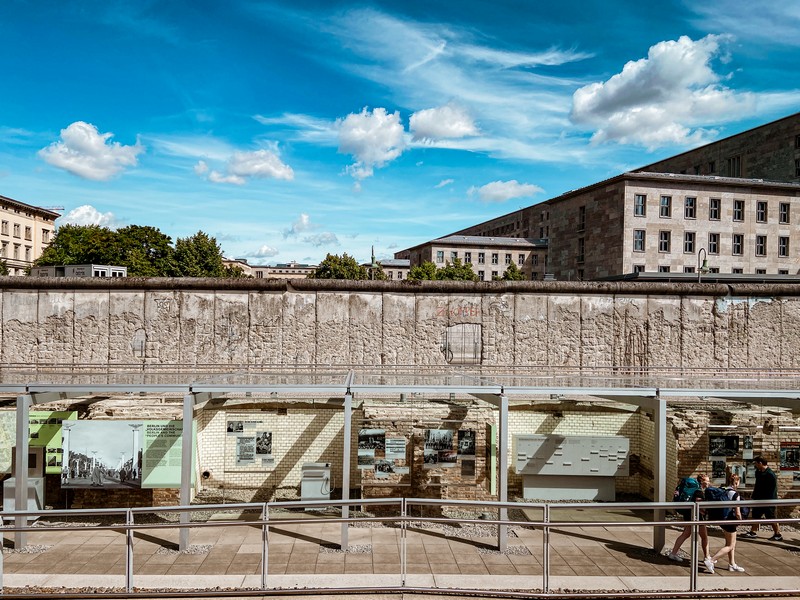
[14, 394, 32, 548]
[497, 394, 508, 552]
[341, 392, 352, 550]
[179, 393, 194, 551]
[653, 392, 667, 552]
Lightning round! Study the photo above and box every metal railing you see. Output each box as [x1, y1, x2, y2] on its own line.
[1, 497, 799, 597]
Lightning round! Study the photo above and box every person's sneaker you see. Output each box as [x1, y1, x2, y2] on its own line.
[769, 534, 783, 541]
[703, 557, 715, 574]
[666, 552, 683, 562]
[729, 564, 745, 572]
[741, 531, 758, 538]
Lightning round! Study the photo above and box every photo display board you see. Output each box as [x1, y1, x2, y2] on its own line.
[225, 414, 275, 469]
[0, 410, 78, 475]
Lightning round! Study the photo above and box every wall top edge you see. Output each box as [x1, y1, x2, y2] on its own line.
[1, 276, 797, 297]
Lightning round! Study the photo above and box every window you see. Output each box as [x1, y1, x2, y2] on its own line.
[684, 266, 696, 273]
[532, 255, 538, 266]
[684, 197, 696, 219]
[0, 242, 6, 257]
[756, 201, 768, 223]
[683, 232, 695, 253]
[633, 229, 645, 252]
[708, 160, 715, 173]
[491, 253, 498, 264]
[796, 158, 800, 177]
[779, 236, 789, 257]
[518, 253, 525, 266]
[727, 155, 741, 177]
[659, 230, 671, 253]
[478, 270, 485, 281]
[42, 229, 50, 243]
[709, 268, 719, 274]
[779, 270, 789, 275]
[478, 252, 485, 264]
[464, 252, 472, 264]
[634, 194, 646, 216]
[796, 135, 800, 149]
[756, 269, 767, 275]
[733, 200, 745, 221]
[450, 251, 458, 262]
[577, 238, 585, 263]
[24, 226, 31, 240]
[658, 265, 671, 273]
[709, 198, 721, 220]
[1, 220, 7, 235]
[577, 206, 586, 231]
[732, 234, 744, 256]
[780, 203, 790, 224]
[633, 264, 645, 274]
[436, 250, 444, 263]
[732, 268, 743, 274]
[755, 235, 767, 256]
[660, 195, 672, 217]
[255, 271, 263, 279]
[387, 271, 393, 280]
[694, 165, 701, 175]
[13, 223, 20, 238]
[13, 244, 19, 259]
[491, 270, 498, 279]
[708, 233, 720, 255]
[24, 246, 30, 261]
[504, 253, 511, 265]
[397, 271, 403, 280]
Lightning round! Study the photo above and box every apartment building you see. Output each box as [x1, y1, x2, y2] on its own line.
[378, 258, 410, 281]
[0, 194, 60, 276]
[639, 111, 800, 183]
[448, 173, 800, 280]
[395, 235, 548, 281]
[223, 259, 317, 279]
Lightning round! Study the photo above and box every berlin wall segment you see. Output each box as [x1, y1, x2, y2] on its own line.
[1, 278, 799, 508]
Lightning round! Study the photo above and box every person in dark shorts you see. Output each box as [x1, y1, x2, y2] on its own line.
[667, 473, 710, 563]
[705, 474, 745, 573]
[741, 456, 782, 541]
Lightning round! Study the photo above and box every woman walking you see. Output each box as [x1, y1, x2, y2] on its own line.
[705, 474, 745, 573]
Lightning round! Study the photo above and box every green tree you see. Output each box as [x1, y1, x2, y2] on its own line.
[500, 262, 526, 280]
[172, 231, 226, 277]
[35, 224, 118, 266]
[435, 259, 478, 281]
[309, 253, 368, 279]
[114, 225, 175, 276]
[0, 260, 8, 276]
[408, 261, 437, 281]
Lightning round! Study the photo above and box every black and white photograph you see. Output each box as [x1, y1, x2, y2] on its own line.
[423, 448, 439, 468]
[255, 431, 272, 455]
[793, 472, 800, 484]
[61, 420, 143, 489]
[227, 420, 244, 435]
[375, 459, 394, 479]
[461, 459, 476, 477]
[458, 429, 476, 457]
[709, 435, 739, 457]
[439, 449, 457, 467]
[728, 462, 746, 486]
[711, 458, 727, 482]
[359, 428, 385, 451]
[424, 428, 453, 451]
[357, 452, 375, 469]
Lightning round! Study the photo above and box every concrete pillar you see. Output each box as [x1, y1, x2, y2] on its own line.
[14, 394, 32, 548]
[497, 394, 508, 552]
[653, 392, 667, 552]
[179, 394, 194, 551]
[341, 392, 352, 549]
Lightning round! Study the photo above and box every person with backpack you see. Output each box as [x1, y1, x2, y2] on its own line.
[704, 474, 745, 573]
[667, 473, 711, 563]
[741, 456, 782, 541]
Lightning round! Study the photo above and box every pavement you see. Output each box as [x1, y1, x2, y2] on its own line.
[2, 509, 799, 596]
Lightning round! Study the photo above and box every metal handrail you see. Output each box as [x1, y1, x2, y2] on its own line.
[1, 497, 798, 597]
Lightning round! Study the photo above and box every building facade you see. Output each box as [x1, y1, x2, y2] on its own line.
[378, 258, 410, 281]
[31, 264, 127, 278]
[395, 235, 548, 280]
[0, 194, 60, 276]
[224, 259, 317, 279]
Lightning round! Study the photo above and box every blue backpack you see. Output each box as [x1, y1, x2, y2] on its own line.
[673, 477, 700, 503]
[704, 486, 734, 520]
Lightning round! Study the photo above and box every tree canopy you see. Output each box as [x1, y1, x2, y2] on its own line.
[408, 259, 478, 281]
[35, 224, 238, 277]
[0, 260, 8, 276]
[309, 253, 368, 279]
[407, 261, 437, 281]
[499, 262, 526, 280]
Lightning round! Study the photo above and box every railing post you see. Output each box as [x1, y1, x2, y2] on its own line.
[689, 502, 698, 592]
[261, 503, 269, 591]
[126, 508, 134, 593]
[400, 498, 407, 588]
[14, 394, 32, 549]
[179, 393, 194, 551]
[542, 503, 550, 593]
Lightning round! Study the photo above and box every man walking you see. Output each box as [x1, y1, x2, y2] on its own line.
[741, 456, 782, 541]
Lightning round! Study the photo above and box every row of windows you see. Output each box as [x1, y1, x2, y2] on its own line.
[633, 230, 791, 257]
[0, 241, 32, 261]
[0, 221, 49, 243]
[435, 250, 533, 266]
[633, 195, 792, 224]
[634, 265, 793, 276]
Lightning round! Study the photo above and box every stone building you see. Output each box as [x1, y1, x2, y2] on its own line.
[0, 194, 60, 276]
[395, 235, 548, 280]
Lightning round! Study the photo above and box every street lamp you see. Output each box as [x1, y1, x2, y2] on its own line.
[697, 248, 709, 282]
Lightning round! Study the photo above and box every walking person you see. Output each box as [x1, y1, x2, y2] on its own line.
[704, 474, 745, 573]
[741, 456, 782, 541]
[667, 473, 711, 563]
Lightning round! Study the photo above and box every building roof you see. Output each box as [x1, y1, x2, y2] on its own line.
[0, 194, 62, 219]
[403, 235, 548, 253]
[379, 259, 410, 267]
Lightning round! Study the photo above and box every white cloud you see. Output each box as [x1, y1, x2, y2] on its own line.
[435, 178, 454, 189]
[337, 107, 406, 180]
[570, 35, 755, 149]
[283, 213, 313, 238]
[690, 2, 800, 47]
[202, 148, 294, 185]
[252, 245, 280, 258]
[304, 232, 339, 247]
[468, 180, 543, 203]
[38, 121, 144, 181]
[410, 103, 478, 141]
[60, 204, 121, 228]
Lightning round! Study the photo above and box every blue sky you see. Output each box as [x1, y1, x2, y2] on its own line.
[1, 1, 799, 265]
